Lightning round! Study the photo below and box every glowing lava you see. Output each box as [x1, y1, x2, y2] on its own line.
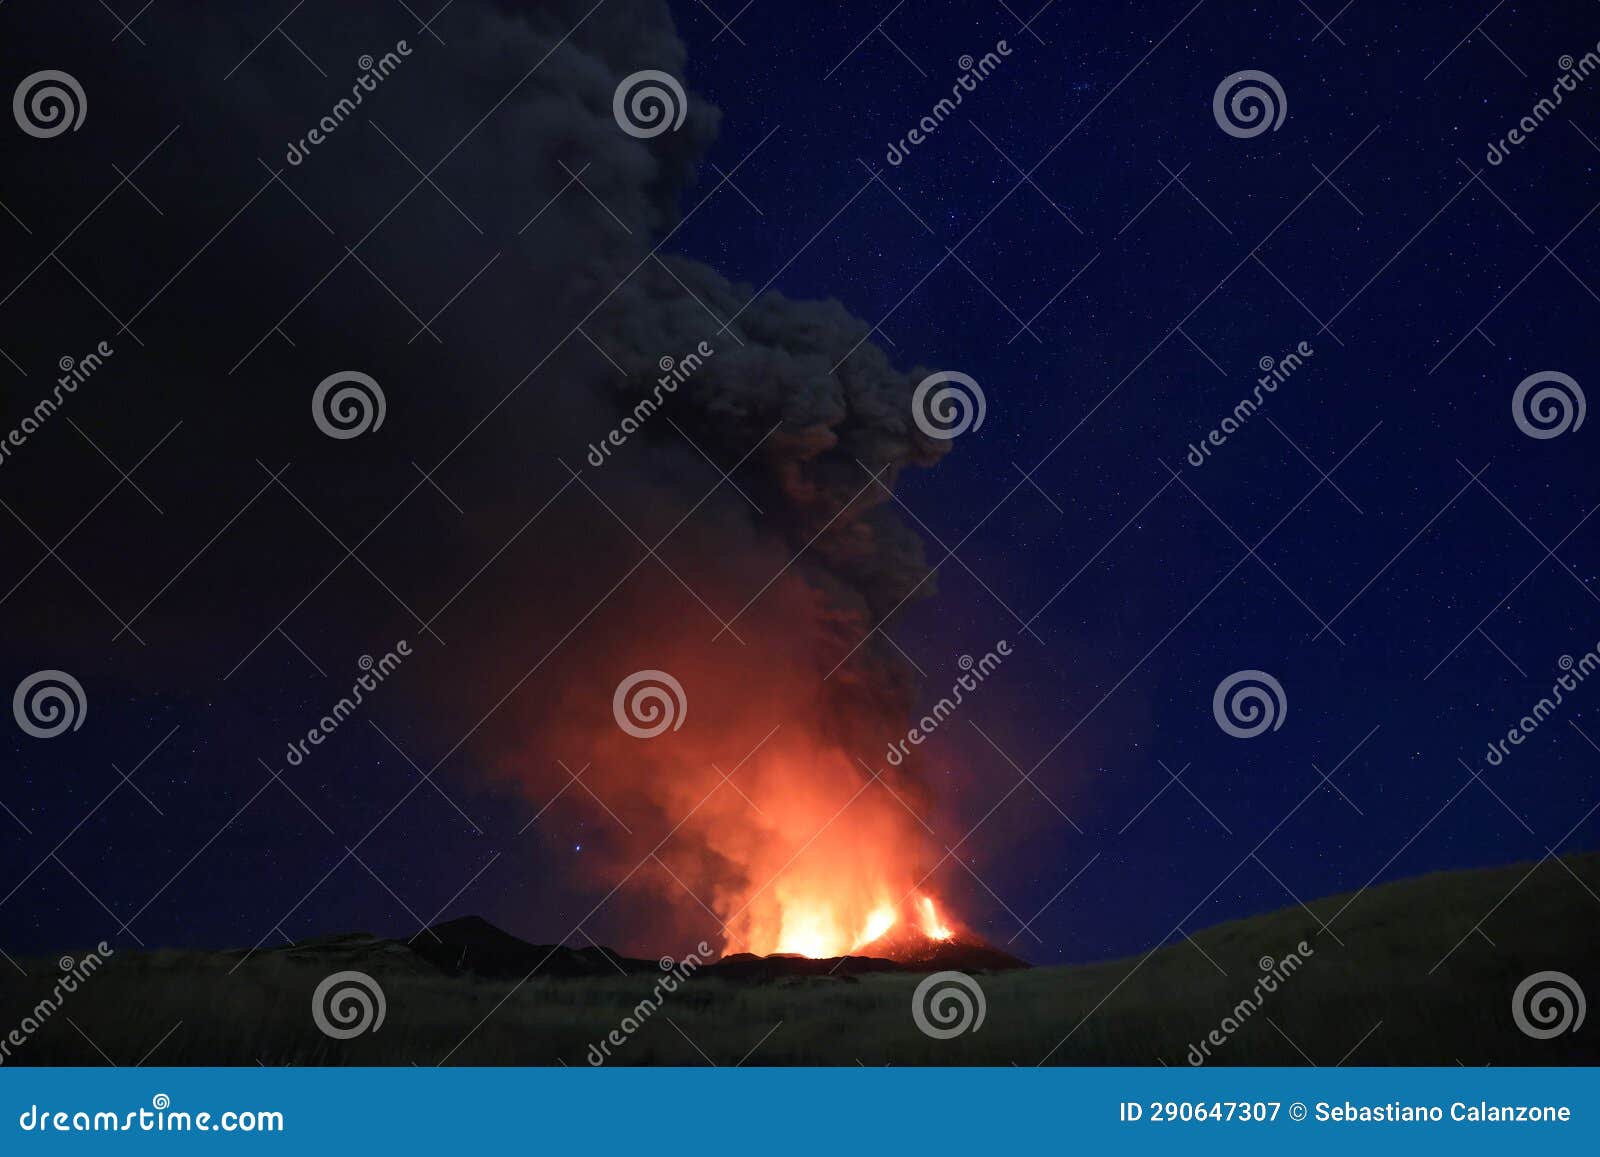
[918, 895, 953, 941]
[747, 893, 955, 959]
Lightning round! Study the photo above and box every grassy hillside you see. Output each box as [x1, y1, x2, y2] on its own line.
[3, 853, 1597, 1065]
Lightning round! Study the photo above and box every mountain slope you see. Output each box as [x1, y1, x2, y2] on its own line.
[2, 852, 1596, 1065]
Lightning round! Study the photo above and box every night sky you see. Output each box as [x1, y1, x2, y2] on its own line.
[2, 0, 1598, 969]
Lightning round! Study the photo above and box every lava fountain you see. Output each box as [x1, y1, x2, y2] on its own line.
[693, 734, 961, 960]
[452, 161, 991, 962]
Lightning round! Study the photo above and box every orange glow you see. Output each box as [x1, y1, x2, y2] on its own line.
[857, 904, 898, 947]
[491, 564, 968, 963]
[752, 892, 956, 958]
[918, 895, 953, 941]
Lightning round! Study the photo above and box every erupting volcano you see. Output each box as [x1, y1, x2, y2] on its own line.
[429, 34, 1010, 966]
[715, 888, 1028, 975]
[745, 890, 954, 960]
[456, 263, 1018, 963]
[660, 724, 961, 963]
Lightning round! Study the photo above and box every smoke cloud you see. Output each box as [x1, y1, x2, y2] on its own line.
[0, 0, 960, 956]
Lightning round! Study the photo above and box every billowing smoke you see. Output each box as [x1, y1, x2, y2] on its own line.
[433, 3, 959, 955]
[1, 0, 960, 957]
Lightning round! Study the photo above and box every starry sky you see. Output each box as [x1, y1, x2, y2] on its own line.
[2, 0, 1598, 966]
[666, 0, 1600, 960]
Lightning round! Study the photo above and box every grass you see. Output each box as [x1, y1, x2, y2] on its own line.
[3, 852, 1597, 1065]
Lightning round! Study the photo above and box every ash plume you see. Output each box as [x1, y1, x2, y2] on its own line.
[0, 0, 962, 957]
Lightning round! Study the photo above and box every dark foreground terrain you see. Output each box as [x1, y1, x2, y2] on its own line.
[3, 854, 1597, 1065]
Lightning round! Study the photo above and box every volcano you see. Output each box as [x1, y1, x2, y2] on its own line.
[689, 929, 1028, 980]
[708, 895, 1029, 979]
[399, 911, 1027, 983]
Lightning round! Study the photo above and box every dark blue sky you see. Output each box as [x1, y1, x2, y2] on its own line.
[662, 0, 1600, 961]
[2, 0, 1597, 967]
